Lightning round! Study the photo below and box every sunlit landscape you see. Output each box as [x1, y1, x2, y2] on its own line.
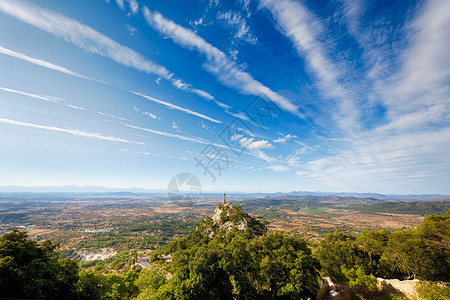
[1, 0, 449, 299]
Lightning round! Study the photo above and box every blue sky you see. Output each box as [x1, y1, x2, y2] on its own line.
[0, 0, 449, 194]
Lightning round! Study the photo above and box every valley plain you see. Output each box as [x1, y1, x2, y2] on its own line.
[1, 192, 448, 252]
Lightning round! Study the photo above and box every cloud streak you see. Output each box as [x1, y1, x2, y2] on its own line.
[125, 123, 230, 150]
[0, 45, 107, 84]
[143, 7, 303, 117]
[131, 91, 222, 124]
[0, 0, 214, 102]
[0, 86, 52, 102]
[261, 0, 359, 132]
[0, 117, 141, 144]
[216, 10, 257, 44]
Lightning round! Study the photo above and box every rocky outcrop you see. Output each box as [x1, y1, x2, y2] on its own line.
[377, 278, 420, 299]
[317, 277, 351, 300]
[199, 203, 267, 238]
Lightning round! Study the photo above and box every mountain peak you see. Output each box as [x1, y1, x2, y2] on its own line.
[199, 203, 267, 238]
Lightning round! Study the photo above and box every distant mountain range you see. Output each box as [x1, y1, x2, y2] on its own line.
[0, 185, 167, 194]
[0, 185, 448, 201]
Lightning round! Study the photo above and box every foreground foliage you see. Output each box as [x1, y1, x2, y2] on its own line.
[0, 209, 448, 299]
[151, 230, 320, 299]
[0, 230, 79, 299]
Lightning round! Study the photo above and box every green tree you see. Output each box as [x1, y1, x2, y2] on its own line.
[76, 269, 105, 300]
[341, 266, 378, 292]
[358, 229, 390, 276]
[103, 270, 139, 300]
[416, 211, 450, 281]
[315, 230, 366, 281]
[380, 211, 450, 280]
[248, 231, 320, 299]
[0, 230, 79, 300]
[135, 268, 167, 300]
[145, 230, 320, 299]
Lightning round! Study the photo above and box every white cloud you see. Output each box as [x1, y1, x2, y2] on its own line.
[143, 111, 157, 119]
[126, 24, 138, 35]
[125, 124, 234, 152]
[231, 133, 244, 142]
[0, 86, 51, 102]
[1, 85, 134, 122]
[285, 154, 301, 167]
[299, 0, 450, 193]
[0, 0, 215, 101]
[171, 122, 178, 129]
[240, 137, 274, 150]
[66, 104, 85, 110]
[261, 0, 359, 132]
[304, 126, 450, 193]
[126, 124, 209, 144]
[116, 0, 125, 10]
[190, 88, 231, 110]
[0, 0, 166, 76]
[189, 18, 203, 27]
[127, 0, 138, 14]
[0, 46, 107, 84]
[115, 0, 125, 10]
[142, 7, 303, 117]
[216, 11, 257, 44]
[253, 149, 275, 162]
[238, 0, 252, 17]
[273, 133, 297, 143]
[0, 117, 141, 144]
[267, 165, 289, 172]
[379, 0, 450, 122]
[191, 88, 213, 100]
[97, 111, 130, 122]
[131, 91, 222, 123]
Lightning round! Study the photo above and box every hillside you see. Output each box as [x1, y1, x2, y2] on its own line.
[1, 200, 448, 299]
[198, 203, 268, 238]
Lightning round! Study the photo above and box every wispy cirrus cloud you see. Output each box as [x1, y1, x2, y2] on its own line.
[240, 137, 274, 150]
[303, 126, 450, 193]
[127, 0, 139, 14]
[379, 0, 450, 122]
[0, 85, 134, 122]
[260, 0, 359, 132]
[267, 165, 289, 172]
[296, 0, 450, 193]
[216, 10, 257, 44]
[142, 7, 303, 117]
[125, 123, 232, 151]
[115, 0, 125, 10]
[0, 86, 53, 102]
[0, 117, 141, 144]
[116, 0, 138, 14]
[0, 45, 107, 84]
[273, 133, 297, 143]
[0, 0, 214, 102]
[131, 91, 222, 124]
[231, 133, 274, 150]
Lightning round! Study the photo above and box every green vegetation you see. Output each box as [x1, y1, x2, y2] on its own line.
[416, 281, 450, 300]
[61, 220, 196, 252]
[312, 211, 450, 299]
[0, 230, 79, 300]
[316, 211, 450, 282]
[1, 203, 448, 300]
[150, 231, 320, 299]
[346, 201, 449, 216]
